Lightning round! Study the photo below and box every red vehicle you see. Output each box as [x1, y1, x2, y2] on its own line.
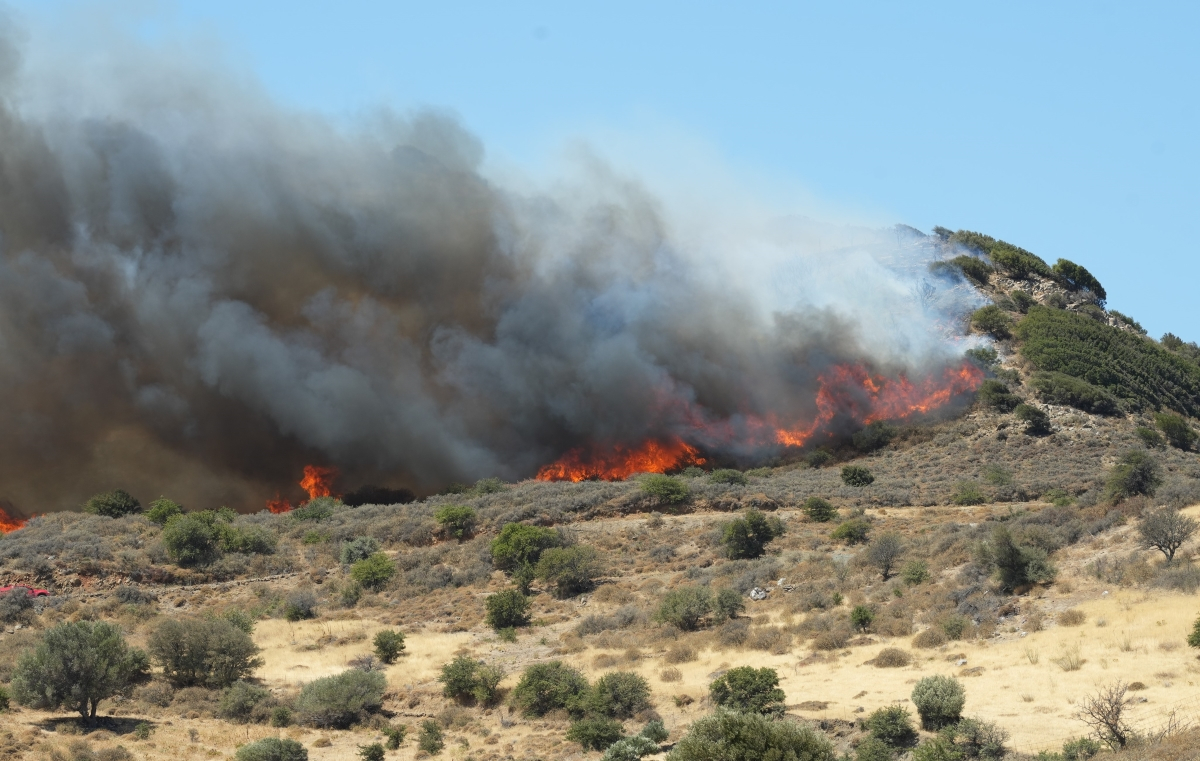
[0, 584, 49, 597]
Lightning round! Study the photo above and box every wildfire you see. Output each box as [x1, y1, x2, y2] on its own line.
[0, 506, 27, 534]
[264, 465, 340, 513]
[536, 360, 984, 480]
[537, 438, 706, 482]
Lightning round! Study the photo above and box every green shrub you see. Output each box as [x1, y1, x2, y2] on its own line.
[536, 545, 601, 598]
[218, 680, 271, 723]
[161, 514, 221, 566]
[146, 498, 183, 525]
[83, 489, 141, 518]
[222, 525, 277, 555]
[1030, 372, 1119, 414]
[947, 717, 1010, 760]
[640, 474, 689, 504]
[832, 518, 871, 545]
[802, 497, 838, 522]
[490, 523, 564, 575]
[713, 588, 745, 621]
[1155, 412, 1197, 450]
[234, 738, 308, 761]
[805, 449, 833, 468]
[485, 589, 531, 630]
[436, 656, 504, 706]
[655, 586, 712, 631]
[1061, 737, 1102, 760]
[1136, 426, 1165, 448]
[951, 481, 986, 506]
[434, 505, 477, 540]
[971, 305, 1014, 339]
[350, 553, 396, 591]
[11, 621, 142, 719]
[901, 559, 930, 585]
[948, 229, 1053, 279]
[721, 509, 785, 560]
[911, 675, 965, 729]
[709, 666, 785, 715]
[1188, 615, 1200, 649]
[1010, 290, 1035, 313]
[931, 254, 994, 284]
[149, 617, 262, 688]
[567, 717, 626, 751]
[853, 421, 897, 452]
[641, 720, 669, 743]
[1014, 404, 1052, 435]
[510, 661, 589, 717]
[373, 630, 405, 663]
[667, 710, 834, 761]
[382, 725, 407, 750]
[0, 685, 8, 712]
[709, 469, 748, 486]
[912, 735, 959, 761]
[133, 722, 152, 740]
[284, 591, 317, 621]
[866, 705, 916, 747]
[340, 536, 380, 565]
[1106, 448, 1162, 500]
[604, 735, 660, 761]
[357, 743, 384, 761]
[841, 466, 874, 487]
[1016, 306, 1200, 416]
[1052, 259, 1106, 301]
[850, 605, 874, 632]
[294, 669, 386, 728]
[271, 706, 292, 727]
[587, 671, 652, 719]
[855, 737, 894, 761]
[418, 720, 444, 755]
[977, 379, 1021, 412]
[977, 525, 1056, 591]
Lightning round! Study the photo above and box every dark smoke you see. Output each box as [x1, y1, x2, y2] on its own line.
[0, 19, 981, 513]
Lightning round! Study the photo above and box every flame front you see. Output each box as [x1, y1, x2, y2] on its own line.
[300, 465, 338, 500]
[537, 360, 984, 480]
[266, 495, 293, 514]
[0, 506, 27, 534]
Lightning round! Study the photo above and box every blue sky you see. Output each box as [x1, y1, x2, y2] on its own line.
[11, 1, 1199, 341]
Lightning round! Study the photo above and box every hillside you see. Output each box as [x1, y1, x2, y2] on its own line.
[2, 229, 1200, 761]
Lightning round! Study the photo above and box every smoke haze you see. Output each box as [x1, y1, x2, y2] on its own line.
[0, 14, 982, 513]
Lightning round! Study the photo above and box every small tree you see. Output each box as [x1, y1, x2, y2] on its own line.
[1188, 615, 1200, 649]
[485, 589, 531, 630]
[1076, 681, 1132, 749]
[440, 656, 483, 703]
[1155, 412, 1197, 451]
[418, 720, 444, 755]
[668, 710, 834, 761]
[721, 509, 785, 560]
[655, 586, 712, 631]
[149, 617, 262, 688]
[490, 522, 564, 576]
[12, 621, 143, 720]
[373, 630, 405, 663]
[294, 669, 387, 728]
[713, 588, 744, 621]
[161, 514, 222, 566]
[841, 465, 875, 487]
[434, 505, 477, 540]
[1106, 449, 1162, 501]
[146, 497, 183, 525]
[978, 525, 1056, 591]
[350, 553, 396, 591]
[970, 305, 1014, 338]
[510, 661, 589, 717]
[1137, 507, 1197, 563]
[865, 532, 905, 580]
[865, 704, 917, 748]
[536, 545, 602, 598]
[1014, 404, 1052, 435]
[709, 666, 785, 715]
[832, 518, 871, 545]
[83, 489, 141, 518]
[803, 496, 838, 522]
[587, 671, 652, 719]
[850, 605, 874, 632]
[640, 474, 689, 505]
[911, 675, 965, 729]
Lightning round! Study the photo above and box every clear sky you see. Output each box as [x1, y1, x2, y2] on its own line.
[10, 1, 1199, 341]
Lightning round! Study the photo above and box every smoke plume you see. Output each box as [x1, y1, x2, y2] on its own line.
[0, 17, 982, 513]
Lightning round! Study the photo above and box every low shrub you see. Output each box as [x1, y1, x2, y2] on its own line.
[841, 466, 875, 487]
[1014, 404, 1052, 435]
[853, 421, 897, 453]
[438, 657, 502, 706]
[873, 648, 911, 668]
[145, 498, 182, 525]
[805, 449, 833, 468]
[855, 737, 893, 761]
[1058, 609, 1086, 627]
[712, 588, 745, 621]
[850, 606, 874, 632]
[284, 591, 317, 622]
[709, 469, 748, 486]
[587, 671, 652, 719]
[832, 518, 870, 545]
[357, 744, 384, 761]
[1155, 412, 1197, 450]
[977, 380, 1021, 412]
[485, 589, 531, 630]
[721, 509, 785, 560]
[217, 681, 271, 723]
[83, 489, 141, 518]
[350, 553, 396, 591]
[418, 720, 444, 755]
[951, 481, 986, 506]
[234, 738, 307, 761]
[802, 497, 838, 522]
[709, 666, 785, 715]
[865, 704, 917, 747]
[971, 305, 1014, 339]
[490, 523, 564, 575]
[640, 474, 689, 505]
[434, 505, 477, 540]
[339, 536, 380, 565]
[668, 710, 834, 761]
[1106, 449, 1162, 501]
[567, 717, 625, 751]
[1061, 737, 1102, 760]
[536, 545, 601, 598]
[901, 560, 930, 585]
[655, 586, 712, 631]
[373, 630, 405, 663]
[911, 675, 965, 729]
[294, 669, 386, 728]
[510, 661, 589, 717]
[149, 617, 262, 689]
[1030, 372, 1119, 415]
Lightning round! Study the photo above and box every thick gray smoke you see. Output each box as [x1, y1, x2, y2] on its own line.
[0, 19, 981, 513]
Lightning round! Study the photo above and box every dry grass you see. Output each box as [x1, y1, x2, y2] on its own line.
[1057, 608, 1087, 626]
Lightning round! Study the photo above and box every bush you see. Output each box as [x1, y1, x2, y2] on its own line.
[1014, 404, 1052, 435]
[1010, 290, 1035, 313]
[490, 523, 564, 575]
[709, 469, 748, 486]
[373, 630, 405, 663]
[948, 717, 1010, 760]
[161, 514, 222, 566]
[604, 735, 660, 761]
[931, 254, 994, 284]
[865, 704, 916, 747]
[1053, 258, 1106, 300]
[284, 591, 317, 621]
[832, 518, 871, 545]
[655, 586, 712, 631]
[418, 720, 444, 755]
[434, 505, 477, 540]
[640, 474, 689, 504]
[222, 525, 277, 555]
[1061, 737, 1102, 760]
[0, 685, 8, 712]
[436, 656, 504, 706]
[357, 744, 384, 761]
[1106, 449, 1162, 501]
[146, 498, 183, 525]
[510, 661, 589, 717]
[1030, 372, 1119, 415]
[951, 481, 987, 506]
[913, 628, 948, 649]
[977, 525, 1056, 591]
[850, 606, 874, 632]
[588, 671, 652, 719]
[853, 421, 897, 452]
[0, 587, 33, 623]
[382, 725, 407, 750]
[855, 737, 893, 761]
[865, 532, 905, 579]
[709, 666, 785, 715]
[83, 489, 141, 517]
[977, 380, 1021, 412]
[971, 305, 1014, 339]
[713, 588, 745, 621]
[218, 680, 271, 723]
[290, 497, 337, 521]
[805, 449, 834, 468]
[841, 465, 875, 487]
[536, 545, 601, 598]
[294, 669, 387, 728]
[901, 560, 930, 585]
[485, 589, 531, 630]
[11, 621, 142, 719]
[149, 617, 262, 688]
[721, 509, 785, 560]
[911, 675, 965, 729]
[350, 553, 396, 591]
[1155, 412, 1197, 450]
[234, 738, 308, 761]
[1137, 507, 1197, 562]
[567, 717, 626, 751]
[1136, 426, 1165, 448]
[340, 536, 380, 565]
[873, 648, 911, 668]
[803, 497, 838, 522]
[272, 706, 292, 727]
[1188, 615, 1200, 649]
[668, 710, 834, 761]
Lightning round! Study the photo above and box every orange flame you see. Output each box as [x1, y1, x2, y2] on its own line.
[266, 495, 293, 514]
[537, 438, 706, 482]
[0, 506, 27, 534]
[300, 465, 338, 500]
